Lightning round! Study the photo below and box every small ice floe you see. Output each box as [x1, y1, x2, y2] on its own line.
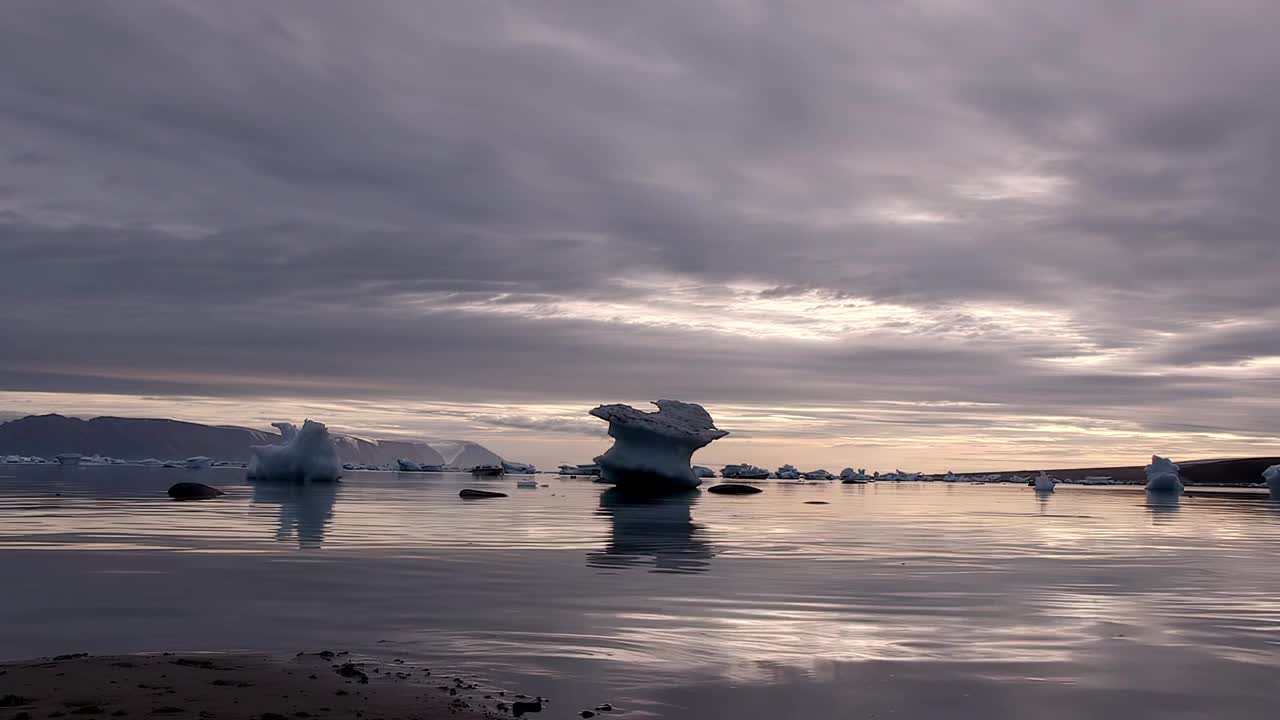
[516, 478, 539, 488]
[184, 456, 212, 470]
[589, 400, 729, 491]
[1144, 455, 1183, 493]
[397, 459, 423, 472]
[692, 465, 717, 478]
[559, 463, 601, 476]
[247, 419, 341, 483]
[1034, 471, 1055, 492]
[802, 469, 835, 481]
[1261, 464, 1280, 498]
[722, 463, 771, 479]
[55, 453, 82, 466]
[775, 464, 801, 480]
[840, 468, 870, 483]
[503, 461, 537, 474]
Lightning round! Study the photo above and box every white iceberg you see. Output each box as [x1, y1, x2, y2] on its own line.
[775, 464, 801, 480]
[247, 419, 341, 483]
[1144, 455, 1183, 493]
[1262, 464, 1280, 497]
[1034, 471, 1055, 492]
[721, 463, 771, 479]
[802, 469, 835, 480]
[692, 465, 716, 478]
[589, 400, 728, 491]
[502, 460, 537, 474]
[840, 467, 870, 482]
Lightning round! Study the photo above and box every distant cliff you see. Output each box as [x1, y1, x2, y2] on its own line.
[0, 414, 450, 466]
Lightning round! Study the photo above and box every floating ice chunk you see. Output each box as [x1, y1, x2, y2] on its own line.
[1144, 455, 1183, 493]
[722, 463, 770, 479]
[589, 400, 729, 492]
[502, 460, 537, 474]
[55, 453, 82, 465]
[775, 464, 801, 480]
[692, 465, 716, 478]
[802, 469, 835, 480]
[1262, 464, 1280, 497]
[247, 419, 341, 483]
[1034, 471, 1055, 492]
[840, 468, 871, 483]
[397, 458, 422, 472]
[184, 456, 212, 470]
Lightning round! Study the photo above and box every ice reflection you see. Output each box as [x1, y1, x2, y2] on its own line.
[586, 488, 713, 573]
[249, 481, 339, 548]
[1144, 490, 1182, 523]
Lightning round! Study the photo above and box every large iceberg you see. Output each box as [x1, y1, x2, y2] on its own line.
[247, 419, 341, 483]
[1144, 455, 1183, 493]
[1263, 464, 1280, 498]
[589, 400, 728, 492]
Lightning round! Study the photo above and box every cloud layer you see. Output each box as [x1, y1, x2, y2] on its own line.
[2, 1, 1278, 469]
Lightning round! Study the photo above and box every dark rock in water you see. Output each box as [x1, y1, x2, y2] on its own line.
[580, 712, 596, 718]
[512, 699, 542, 716]
[336, 662, 368, 684]
[804, 501, 829, 504]
[167, 483, 224, 500]
[707, 484, 762, 495]
[459, 488, 507, 498]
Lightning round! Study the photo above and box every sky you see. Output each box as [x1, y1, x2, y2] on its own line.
[1, 0, 1279, 472]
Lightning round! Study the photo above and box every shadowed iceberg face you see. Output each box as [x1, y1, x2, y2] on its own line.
[1144, 455, 1183, 493]
[589, 400, 728, 492]
[587, 488, 712, 574]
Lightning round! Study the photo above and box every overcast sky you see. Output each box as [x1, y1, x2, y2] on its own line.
[2, 1, 1278, 471]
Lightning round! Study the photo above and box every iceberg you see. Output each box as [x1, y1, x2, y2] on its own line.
[721, 463, 771, 479]
[55, 453, 82, 466]
[1144, 455, 1183, 493]
[502, 460, 537, 474]
[1262, 464, 1280, 497]
[247, 419, 341, 483]
[775, 464, 801, 480]
[692, 465, 716, 478]
[397, 458, 423, 472]
[1033, 471, 1055, 492]
[589, 400, 729, 492]
[840, 467, 870, 483]
[802, 469, 835, 480]
[184, 456, 212, 470]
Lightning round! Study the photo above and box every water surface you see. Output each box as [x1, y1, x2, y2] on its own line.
[3, 465, 1279, 718]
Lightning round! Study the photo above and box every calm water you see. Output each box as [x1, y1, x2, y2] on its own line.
[3, 465, 1280, 718]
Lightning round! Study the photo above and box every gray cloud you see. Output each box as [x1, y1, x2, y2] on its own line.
[1, 0, 1278, 466]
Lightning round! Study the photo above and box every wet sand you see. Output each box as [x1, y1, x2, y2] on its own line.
[0, 653, 521, 720]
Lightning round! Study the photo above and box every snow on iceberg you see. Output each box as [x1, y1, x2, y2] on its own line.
[247, 419, 341, 483]
[589, 400, 728, 492]
[1144, 455, 1183, 493]
[1262, 464, 1280, 497]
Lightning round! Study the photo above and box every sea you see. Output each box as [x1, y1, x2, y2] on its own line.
[2, 465, 1279, 719]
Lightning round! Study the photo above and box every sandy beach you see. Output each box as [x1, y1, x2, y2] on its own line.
[0, 652, 527, 720]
